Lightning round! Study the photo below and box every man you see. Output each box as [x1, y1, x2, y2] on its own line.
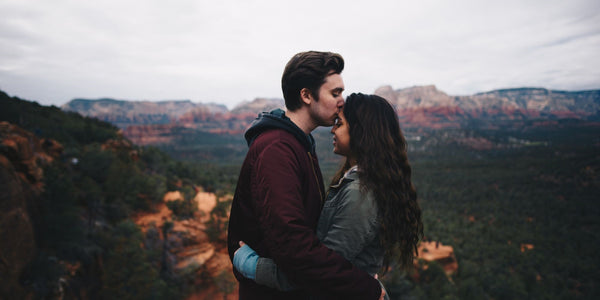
[227, 51, 383, 299]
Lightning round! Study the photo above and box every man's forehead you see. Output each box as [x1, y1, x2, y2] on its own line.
[323, 73, 344, 89]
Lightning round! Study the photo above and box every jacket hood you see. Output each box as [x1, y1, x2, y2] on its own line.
[244, 108, 315, 153]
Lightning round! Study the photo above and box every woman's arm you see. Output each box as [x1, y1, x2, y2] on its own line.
[255, 257, 296, 291]
[233, 243, 296, 291]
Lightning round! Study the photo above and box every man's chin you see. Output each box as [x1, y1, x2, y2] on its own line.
[322, 119, 336, 127]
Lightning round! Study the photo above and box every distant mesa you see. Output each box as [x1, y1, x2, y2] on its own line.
[374, 85, 600, 129]
[60, 86, 600, 143]
[62, 98, 229, 128]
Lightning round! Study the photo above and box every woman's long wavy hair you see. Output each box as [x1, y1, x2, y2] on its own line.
[331, 93, 423, 272]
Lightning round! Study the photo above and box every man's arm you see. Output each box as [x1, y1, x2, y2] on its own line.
[250, 141, 381, 299]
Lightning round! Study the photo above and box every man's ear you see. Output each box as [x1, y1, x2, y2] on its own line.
[300, 88, 313, 105]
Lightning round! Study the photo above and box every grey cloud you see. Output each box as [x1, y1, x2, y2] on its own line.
[0, 0, 598, 107]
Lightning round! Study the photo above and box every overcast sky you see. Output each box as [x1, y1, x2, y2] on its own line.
[1, 0, 599, 108]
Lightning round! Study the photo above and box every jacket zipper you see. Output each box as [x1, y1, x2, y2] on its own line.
[307, 152, 324, 204]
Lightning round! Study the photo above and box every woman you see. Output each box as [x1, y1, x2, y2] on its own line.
[234, 93, 423, 298]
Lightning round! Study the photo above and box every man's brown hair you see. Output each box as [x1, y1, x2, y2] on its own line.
[281, 51, 344, 111]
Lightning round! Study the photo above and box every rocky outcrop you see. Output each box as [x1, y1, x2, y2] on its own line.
[417, 241, 458, 276]
[134, 190, 236, 299]
[0, 121, 63, 299]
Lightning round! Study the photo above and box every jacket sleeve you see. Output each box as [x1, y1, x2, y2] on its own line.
[319, 183, 379, 263]
[255, 257, 296, 291]
[251, 141, 381, 299]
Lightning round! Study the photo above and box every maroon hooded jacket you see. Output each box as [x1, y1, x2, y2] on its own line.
[227, 109, 381, 299]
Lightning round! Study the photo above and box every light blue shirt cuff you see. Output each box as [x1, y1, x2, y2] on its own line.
[233, 244, 259, 280]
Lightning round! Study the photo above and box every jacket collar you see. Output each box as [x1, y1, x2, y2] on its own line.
[244, 108, 316, 153]
[331, 165, 359, 188]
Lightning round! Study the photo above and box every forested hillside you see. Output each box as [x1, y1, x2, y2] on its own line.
[381, 123, 600, 299]
[1, 92, 238, 299]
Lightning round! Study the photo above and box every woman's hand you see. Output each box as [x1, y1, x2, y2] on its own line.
[234, 241, 246, 255]
[233, 241, 259, 280]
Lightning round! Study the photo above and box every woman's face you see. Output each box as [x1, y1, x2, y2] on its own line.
[331, 109, 351, 157]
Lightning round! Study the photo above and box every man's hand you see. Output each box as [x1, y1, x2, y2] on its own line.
[374, 274, 386, 300]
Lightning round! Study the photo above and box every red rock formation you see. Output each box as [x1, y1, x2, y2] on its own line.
[0, 121, 63, 299]
[416, 241, 458, 276]
[122, 124, 177, 145]
[63, 87, 600, 151]
[134, 190, 237, 300]
[376, 85, 599, 129]
[397, 106, 466, 129]
[179, 107, 224, 124]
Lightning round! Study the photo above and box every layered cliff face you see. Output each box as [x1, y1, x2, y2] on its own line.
[375, 85, 600, 128]
[62, 86, 600, 138]
[375, 85, 600, 113]
[62, 98, 229, 128]
[0, 121, 63, 299]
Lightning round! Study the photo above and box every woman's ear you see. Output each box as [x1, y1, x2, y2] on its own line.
[300, 88, 313, 105]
